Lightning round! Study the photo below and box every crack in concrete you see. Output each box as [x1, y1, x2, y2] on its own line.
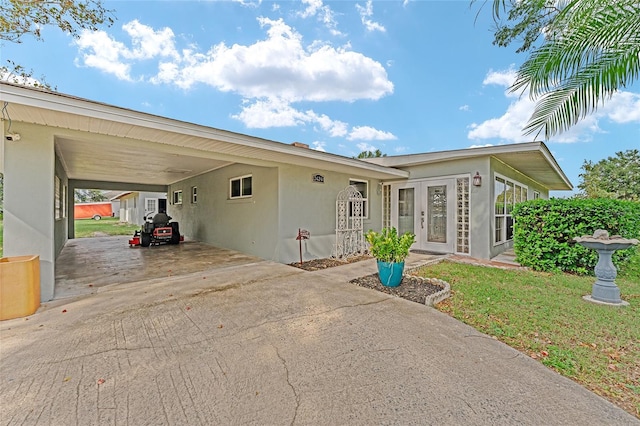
[214, 297, 393, 342]
[273, 345, 300, 426]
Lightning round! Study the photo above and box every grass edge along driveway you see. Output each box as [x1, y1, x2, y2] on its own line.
[416, 256, 640, 419]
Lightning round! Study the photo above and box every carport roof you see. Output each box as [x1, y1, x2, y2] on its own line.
[363, 142, 573, 190]
[0, 82, 408, 185]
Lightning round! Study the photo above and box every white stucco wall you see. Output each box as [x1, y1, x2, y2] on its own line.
[275, 164, 382, 264]
[168, 164, 280, 261]
[167, 162, 384, 264]
[3, 124, 57, 301]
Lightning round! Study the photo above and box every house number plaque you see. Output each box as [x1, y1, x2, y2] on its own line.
[312, 174, 325, 184]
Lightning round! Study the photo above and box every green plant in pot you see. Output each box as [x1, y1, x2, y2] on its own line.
[366, 227, 416, 287]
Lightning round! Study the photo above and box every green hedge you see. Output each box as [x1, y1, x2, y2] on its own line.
[512, 198, 640, 274]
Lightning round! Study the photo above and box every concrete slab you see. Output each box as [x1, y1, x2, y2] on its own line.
[2, 251, 638, 424]
[54, 236, 262, 300]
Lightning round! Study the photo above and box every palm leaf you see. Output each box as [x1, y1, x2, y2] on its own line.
[509, 0, 640, 138]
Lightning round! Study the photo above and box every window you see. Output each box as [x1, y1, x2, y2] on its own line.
[55, 176, 61, 219]
[173, 190, 183, 205]
[533, 191, 540, 199]
[349, 179, 368, 218]
[230, 175, 252, 199]
[146, 198, 157, 213]
[191, 186, 198, 204]
[494, 175, 528, 244]
[62, 184, 67, 218]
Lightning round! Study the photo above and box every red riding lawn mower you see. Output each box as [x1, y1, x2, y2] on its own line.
[129, 213, 183, 247]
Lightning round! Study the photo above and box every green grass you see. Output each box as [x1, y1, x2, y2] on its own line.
[74, 217, 139, 238]
[416, 251, 640, 418]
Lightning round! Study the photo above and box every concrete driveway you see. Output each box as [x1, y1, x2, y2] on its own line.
[1, 240, 637, 425]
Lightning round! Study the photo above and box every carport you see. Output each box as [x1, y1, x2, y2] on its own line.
[1, 82, 407, 301]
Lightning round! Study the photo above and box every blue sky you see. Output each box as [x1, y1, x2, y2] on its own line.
[4, 0, 639, 195]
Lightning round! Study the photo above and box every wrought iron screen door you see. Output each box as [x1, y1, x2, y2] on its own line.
[334, 185, 366, 258]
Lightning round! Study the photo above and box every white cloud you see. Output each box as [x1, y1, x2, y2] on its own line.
[0, 70, 43, 87]
[483, 66, 517, 88]
[121, 21, 179, 61]
[149, 17, 392, 102]
[356, 142, 378, 152]
[356, 1, 386, 33]
[311, 141, 327, 152]
[468, 143, 494, 149]
[74, 30, 133, 80]
[76, 18, 392, 102]
[297, 0, 343, 36]
[469, 67, 640, 144]
[459, 104, 470, 112]
[605, 91, 640, 123]
[75, 17, 396, 139]
[74, 20, 180, 81]
[231, 97, 349, 137]
[348, 126, 396, 141]
[299, 0, 323, 19]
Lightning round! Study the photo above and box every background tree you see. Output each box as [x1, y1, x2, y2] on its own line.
[356, 149, 386, 159]
[578, 149, 640, 201]
[480, 0, 640, 139]
[74, 189, 107, 203]
[0, 0, 114, 88]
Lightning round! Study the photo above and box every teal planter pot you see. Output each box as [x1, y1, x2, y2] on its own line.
[377, 260, 405, 287]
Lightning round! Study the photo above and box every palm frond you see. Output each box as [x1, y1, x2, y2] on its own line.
[510, 0, 640, 138]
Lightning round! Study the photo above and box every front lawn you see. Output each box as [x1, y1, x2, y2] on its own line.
[415, 252, 640, 418]
[74, 217, 139, 238]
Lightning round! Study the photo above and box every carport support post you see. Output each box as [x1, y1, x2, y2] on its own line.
[3, 129, 57, 301]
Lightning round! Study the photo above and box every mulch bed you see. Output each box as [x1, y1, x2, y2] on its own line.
[289, 256, 446, 305]
[289, 255, 372, 271]
[349, 273, 445, 304]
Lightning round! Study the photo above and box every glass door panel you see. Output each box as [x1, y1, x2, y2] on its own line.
[398, 188, 415, 236]
[427, 185, 447, 243]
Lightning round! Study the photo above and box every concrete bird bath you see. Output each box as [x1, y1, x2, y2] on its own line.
[574, 230, 639, 307]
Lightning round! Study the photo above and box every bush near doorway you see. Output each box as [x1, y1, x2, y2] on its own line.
[512, 198, 640, 274]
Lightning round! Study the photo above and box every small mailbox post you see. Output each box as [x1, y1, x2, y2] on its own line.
[296, 228, 310, 265]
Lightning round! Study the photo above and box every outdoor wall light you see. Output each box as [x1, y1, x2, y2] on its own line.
[473, 172, 482, 187]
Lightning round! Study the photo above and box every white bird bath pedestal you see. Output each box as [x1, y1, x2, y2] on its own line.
[574, 230, 638, 307]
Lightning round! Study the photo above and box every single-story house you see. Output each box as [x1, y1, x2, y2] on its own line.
[0, 82, 572, 301]
[112, 191, 168, 225]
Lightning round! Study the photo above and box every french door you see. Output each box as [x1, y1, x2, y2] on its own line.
[392, 179, 456, 254]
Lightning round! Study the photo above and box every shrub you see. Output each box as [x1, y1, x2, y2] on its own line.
[366, 227, 415, 263]
[512, 198, 640, 274]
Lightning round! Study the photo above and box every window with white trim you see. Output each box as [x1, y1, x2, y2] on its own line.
[62, 184, 67, 218]
[55, 176, 61, 219]
[494, 175, 528, 244]
[191, 186, 198, 203]
[230, 175, 252, 199]
[173, 190, 183, 205]
[349, 179, 368, 218]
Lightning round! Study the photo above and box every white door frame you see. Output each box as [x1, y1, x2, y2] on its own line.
[145, 197, 159, 220]
[391, 177, 457, 254]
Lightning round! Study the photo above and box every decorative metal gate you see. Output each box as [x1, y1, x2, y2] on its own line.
[334, 185, 366, 258]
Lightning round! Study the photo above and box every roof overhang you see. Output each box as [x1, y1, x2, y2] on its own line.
[0, 82, 408, 186]
[365, 142, 573, 191]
